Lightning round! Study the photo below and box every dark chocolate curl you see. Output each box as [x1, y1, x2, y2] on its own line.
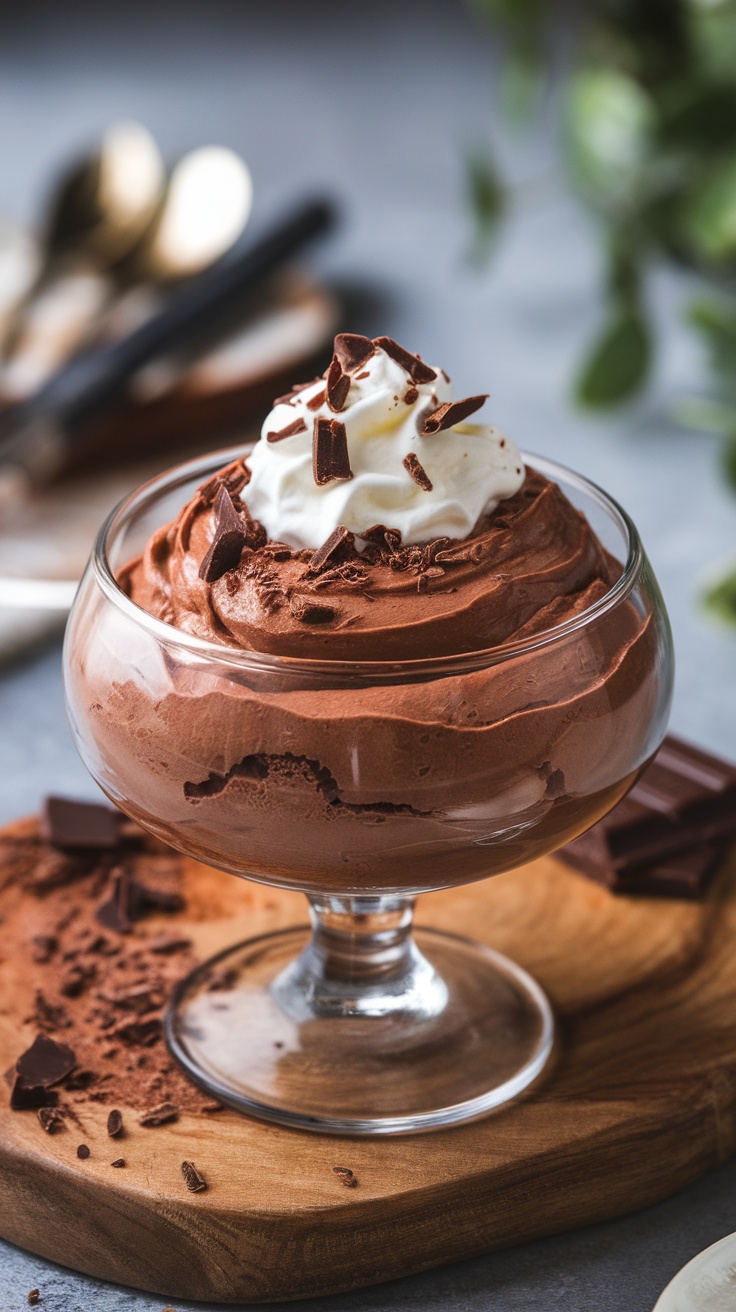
[419, 394, 489, 435]
[374, 336, 437, 384]
[334, 333, 375, 374]
[312, 418, 353, 485]
[326, 355, 351, 411]
[403, 452, 433, 491]
[266, 417, 307, 443]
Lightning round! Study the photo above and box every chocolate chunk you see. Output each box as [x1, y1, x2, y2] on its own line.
[111, 1158, 126, 1167]
[403, 452, 433, 491]
[198, 486, 248, 583]
[289, 596, 337, 624]
[16, 1034, 77, 1088]
[313, 418, 353, 485]
[419, 394, 488, 435]
[77, 1143, 90, 1159]
[10, 1080, 58, 1110]
[360, 524, 403, 554]
[272, 378, 320, 407]
[334, 333, 375, 374]
[404, 385, 419, 405]
[181, 1160, 207, 1193]
[266, 416, 307, 443]
[107, 1108, 124, 1138]
[113, 1015, 162, 1047]
[42, 797, 120, 851]
[139, 1101, 179, 1127]
[37, 1107, 65, 1134]
[96, 868, 134, 933]
[326, 355, 351, 411]
[332, 1165, 358, 1188]
[306, 525, 354, 575]
[374, 336, 437, 384]
[563, 735, 736, 890]
[27, 1292, 40, 1306]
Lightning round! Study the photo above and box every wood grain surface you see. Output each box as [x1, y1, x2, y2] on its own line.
[2, 839, 736, 1304]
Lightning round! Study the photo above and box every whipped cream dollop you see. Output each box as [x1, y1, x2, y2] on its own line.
[244, 335, 525, 548]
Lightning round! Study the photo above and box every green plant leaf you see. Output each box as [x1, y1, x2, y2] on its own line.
[575, 306, 652, 407]
[679, 157, 736, 264]
[703, 564, 736, 627]
[688, 296, 736, 396]
[723, 429, 736, 493]
[465, 149, 506, 261]
[567, 69, 655, 213]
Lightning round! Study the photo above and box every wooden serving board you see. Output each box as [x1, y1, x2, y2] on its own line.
[2, 839, 736, 1304]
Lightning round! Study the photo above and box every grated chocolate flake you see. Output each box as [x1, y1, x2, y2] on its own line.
[332, 1165, 358, 1188]
[312, 419, 353, 486]
[289, 596, 337, 624]
[306, 525, 354, 575]
[107, 1108, 124, 1138]
[334, 333, 375, 374]
[374, 336, 436, 384]
[403, 453, 433, 491]
[419, 394, 488, 435]
[266, 417, 307, 443]
[182, 1159, 208, 1193]
[198, 486, 248, 584]
[139, 1101, 179, 1127]
[198, 457, 251, 505]
[37, 1106, 65, 1134]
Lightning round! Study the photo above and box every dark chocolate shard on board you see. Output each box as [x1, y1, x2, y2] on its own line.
[326, 355, 351, 412]
[96, 868, 134, 933]
[266, 417, 307, 443]
[43, 797, 121, 851]
[10, 1079, 59, 1110]
[306, 525, 354, 575]
[198, 486, 247, 583]
[403, 452, 433, 491]
[139, 1101, 180, 1127]
[16, 1034, 77, 1088]
[107, 1108, 124, 1138]
[312, 418, 353, 486]
[182, 1159, 208, 1193]
[374, 336, 437, 384]
[419, 394, 489, 435]
[334, 333, 375, 374]
[38, 1106, 65, 1134]
[561, 734, 736, 898]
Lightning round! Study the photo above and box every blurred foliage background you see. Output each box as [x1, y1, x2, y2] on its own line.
[467, 0, 736, 623]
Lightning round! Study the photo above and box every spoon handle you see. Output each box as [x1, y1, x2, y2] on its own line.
[0, 198, 336, 492]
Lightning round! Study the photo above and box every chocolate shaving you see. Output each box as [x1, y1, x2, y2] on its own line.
[198, 486, 248, 584]
[139, 1101, 179, 1127]
[334, 333, 375, 374]
[107, 1108, 124, 1138]
[374, 336, 437, 384]
[266, 416, 307, 443]
[182, 1160, 208, 1193]
[403, 452, 433, 491]
[77, 1143, 90, 1159]
[360, 524, 403, 554]
[272, 378, 320, 407]
[42, 797, 120, 852]
[419, 394, 488, 435]
[198, 457, 251, 505]
[326, 355, 350, 411]
[111, 1157, 126, 1167]
[313, 418, 353, 486]
[306, 525, 354, 575]
[289, 596, 337, 624]
[38, 1106, 65, 1134]
[306, 387, 326, 411]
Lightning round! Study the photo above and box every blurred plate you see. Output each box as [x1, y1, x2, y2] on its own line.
[0, 270, 338, 660]
[652, 1231, 736, 1310]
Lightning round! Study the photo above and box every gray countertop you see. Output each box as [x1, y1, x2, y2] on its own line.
[1, 2, 735, 1308]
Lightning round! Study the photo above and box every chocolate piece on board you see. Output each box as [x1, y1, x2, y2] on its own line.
[182, 1160, 208, 1192]
[16, 1034, 77, 1088]
[563, 735, 736, 883]
[43, 797, 121, 851]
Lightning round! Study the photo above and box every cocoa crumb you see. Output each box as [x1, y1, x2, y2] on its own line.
[76, 1143, 90, 1159]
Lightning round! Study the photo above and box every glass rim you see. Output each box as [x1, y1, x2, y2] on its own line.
[90, 443, 644, 677]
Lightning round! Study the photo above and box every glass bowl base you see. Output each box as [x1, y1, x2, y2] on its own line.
[165, 926, 555, 1135]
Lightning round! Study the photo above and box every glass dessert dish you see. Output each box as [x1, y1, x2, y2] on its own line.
[63, 446, 673, 1134]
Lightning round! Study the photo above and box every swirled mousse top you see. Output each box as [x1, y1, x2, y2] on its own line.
[120, 334, 620, 660]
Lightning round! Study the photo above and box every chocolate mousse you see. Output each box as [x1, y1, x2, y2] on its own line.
[74, 335, 665, 894]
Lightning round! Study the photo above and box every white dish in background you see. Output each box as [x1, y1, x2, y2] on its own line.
[653, 1232, 736, 1311]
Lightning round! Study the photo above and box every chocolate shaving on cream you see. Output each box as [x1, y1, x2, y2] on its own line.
[307, 525, 354, 574]
[403, 453, 433, 491]
[313, 419, 353, 486]
[374, 336, 437, 384]
[266, 417, 307, 443]
[326, 355, 351, 411]
[420, 394, 488, 435]
[334, 333, 375, 373]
